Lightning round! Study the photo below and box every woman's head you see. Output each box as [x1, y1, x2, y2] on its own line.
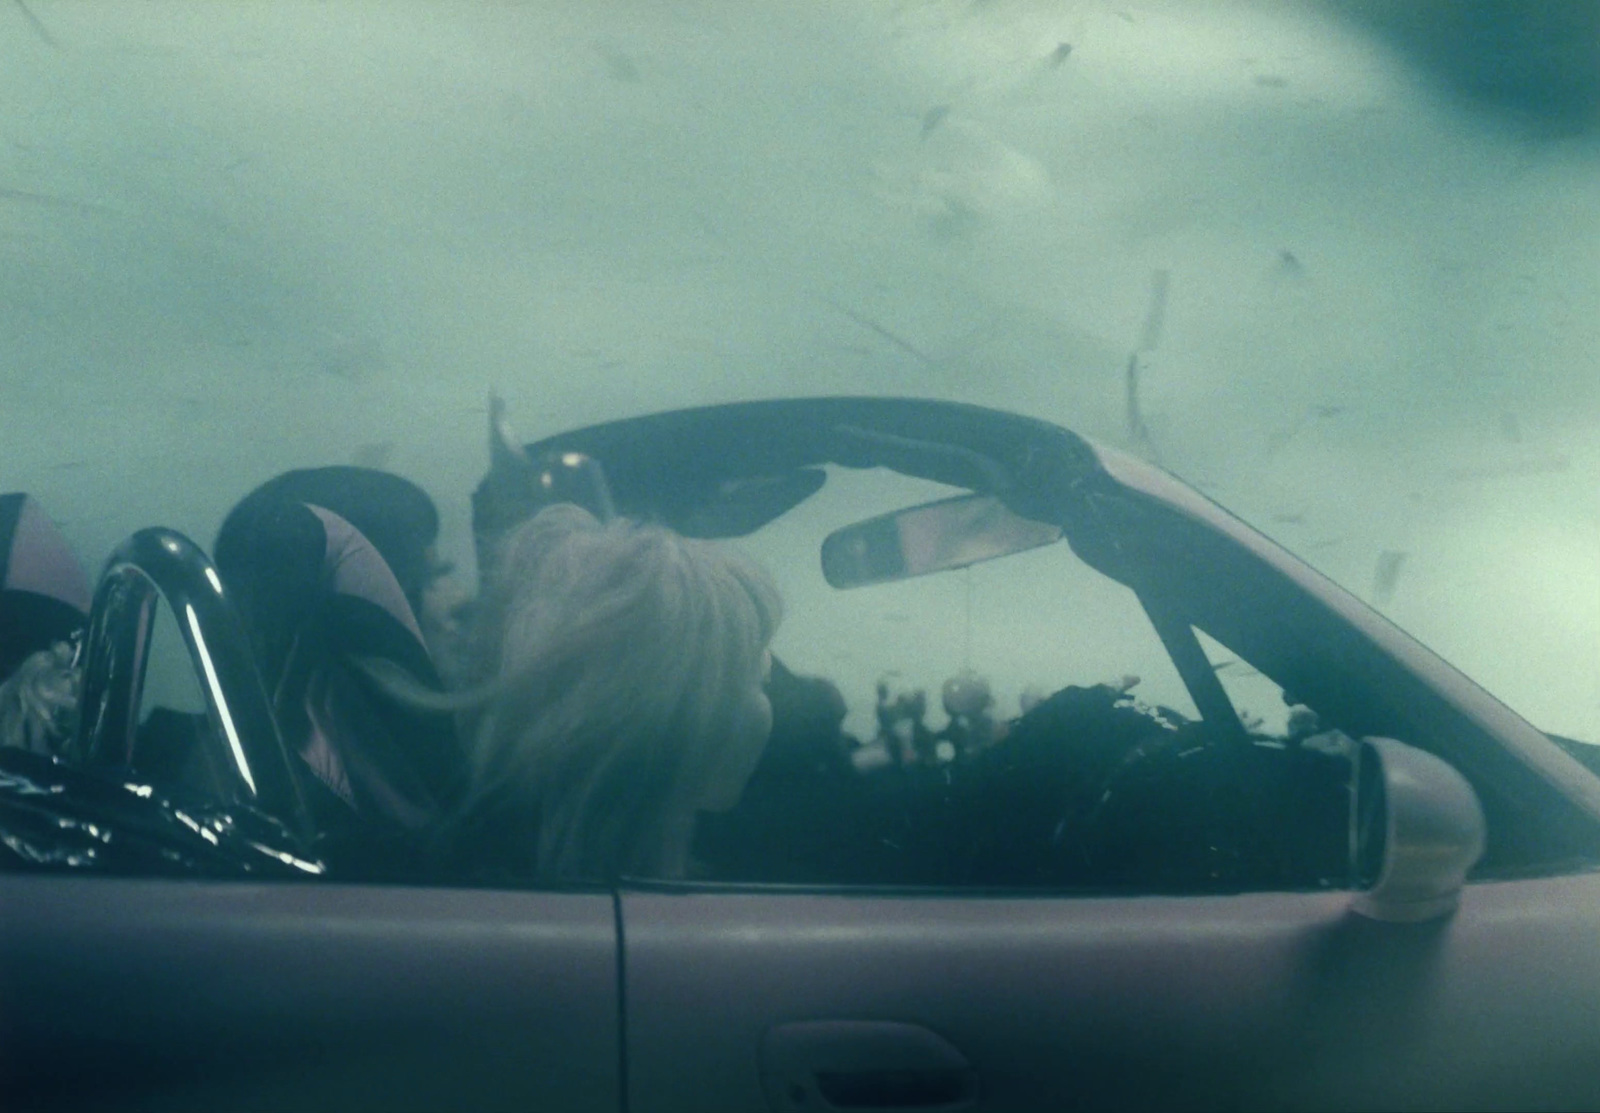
[462, 504, 781, 880]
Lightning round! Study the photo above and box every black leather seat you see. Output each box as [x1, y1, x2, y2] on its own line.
[0, 493, 90, 683]
[213, 497, 463, 875]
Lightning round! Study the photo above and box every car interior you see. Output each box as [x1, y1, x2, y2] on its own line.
[7, 398, 1593, 899]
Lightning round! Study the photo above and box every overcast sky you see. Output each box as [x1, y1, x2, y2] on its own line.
[1, 1, 1595, 740]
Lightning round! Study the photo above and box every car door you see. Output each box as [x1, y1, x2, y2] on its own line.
[623, 871, 1600, 1113]
[619, 447, 1600, 1112]
[621, 866, 1600, 1112]
[621, 883, 1340, 1112]
[0, 876, 620, 1112]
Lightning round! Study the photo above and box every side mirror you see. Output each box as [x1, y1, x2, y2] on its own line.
[1350, 736, 1486, 923]
[821, 493, 1062, 589]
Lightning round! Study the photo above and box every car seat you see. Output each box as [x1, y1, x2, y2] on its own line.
[213, 498, 463, 874]
[0, 493, 91, 683]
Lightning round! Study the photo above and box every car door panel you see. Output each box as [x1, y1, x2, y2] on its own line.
[0, 876, 619, 1112]
[622, 875, 1600, 1112]
[1262, 871, 1600, 1111]
[622, 887, 1351, 1112]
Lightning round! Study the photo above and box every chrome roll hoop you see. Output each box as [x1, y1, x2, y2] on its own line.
[72, 528, 314, 849]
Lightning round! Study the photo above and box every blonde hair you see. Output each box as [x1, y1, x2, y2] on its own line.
[0, 642, 79, 756]
[455, 504, 781, 881]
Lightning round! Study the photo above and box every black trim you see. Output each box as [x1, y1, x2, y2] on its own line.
[1140, 595, 1248, 745]
[614, 888, 631, 1113]
[0, 492, 24, 585]
[514, 397, 1100, 538]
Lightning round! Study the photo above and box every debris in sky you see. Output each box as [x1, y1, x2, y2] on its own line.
[820, 297, 939, 370]
[1137, 268, 1170, 353]
[920, 105, 951, 139]
[1500, 412, 1523, 442]
[1124, 269, 1168, 458]
[1448, 453, 1569, 482]
[316, 332, 384, 380]
[1253, 74, 1289, 89]
[0, 186, 113, 216]
[928, 196, 979, 240]
[1274, 249, 1304, 277]
[1125, 353, 1151, 444]
[1047, 42, 1073, 68]
[352, 442, 394, 470]
[595, 47, 640, 83]
[1266, 403, 1347, 457]
[12, 0, 58, 49]
[1372, 550, 1407, 604]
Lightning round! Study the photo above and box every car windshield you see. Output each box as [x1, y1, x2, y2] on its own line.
[2, 1, 1595, 747]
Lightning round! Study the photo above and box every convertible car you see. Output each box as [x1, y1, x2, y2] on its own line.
[3, 397, 1600, 1111]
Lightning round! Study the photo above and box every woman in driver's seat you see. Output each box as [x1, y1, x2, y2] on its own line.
[442, 503, 781, 883]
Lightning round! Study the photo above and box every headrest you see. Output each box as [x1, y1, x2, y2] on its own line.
[214, 498, 433, 683]
[0, 494, 91, 680]
[306, 505, 428, 651]
[216, 467, 439, 612]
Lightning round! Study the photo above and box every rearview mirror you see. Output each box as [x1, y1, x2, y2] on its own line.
[821, 494, 1062, 589]
[1350, 736, 1486, 923]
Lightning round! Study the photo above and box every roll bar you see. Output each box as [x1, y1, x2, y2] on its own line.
[72, 528, 315, 848]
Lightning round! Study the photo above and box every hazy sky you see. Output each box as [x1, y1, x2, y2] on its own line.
[2, 1, 1595, 740]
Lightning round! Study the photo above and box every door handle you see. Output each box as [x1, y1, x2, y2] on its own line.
[761, 1020, 978, 1112]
